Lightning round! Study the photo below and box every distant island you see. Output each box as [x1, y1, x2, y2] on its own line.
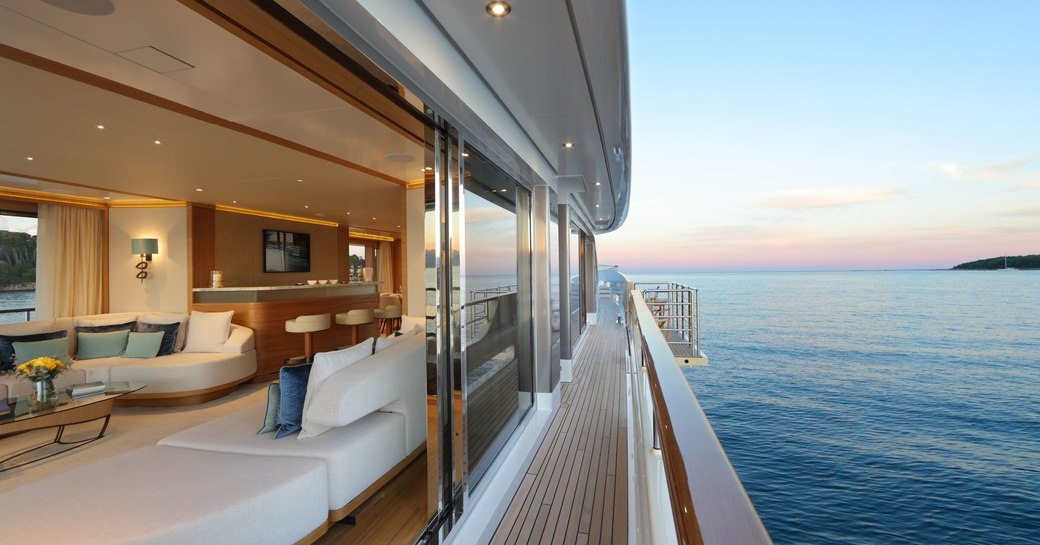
[952, 255, 1039, 270]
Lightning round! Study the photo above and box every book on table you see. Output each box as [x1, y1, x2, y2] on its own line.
[68, 381, 106, 397]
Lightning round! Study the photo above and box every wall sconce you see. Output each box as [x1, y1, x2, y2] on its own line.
[131, 238, 159, 281]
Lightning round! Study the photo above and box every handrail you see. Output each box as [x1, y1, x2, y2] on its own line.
[0, 307, 35, 321]
[628, 288, 771, 545]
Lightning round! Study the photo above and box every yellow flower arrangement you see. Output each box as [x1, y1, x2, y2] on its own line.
[13, 356, 70, 382]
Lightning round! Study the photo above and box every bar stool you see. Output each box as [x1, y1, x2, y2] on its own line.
[373, 304, 402, 336]
[335, 309, 374, 345]
[285, 314, 330, 363]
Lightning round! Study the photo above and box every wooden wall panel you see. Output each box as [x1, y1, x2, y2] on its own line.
[190, 203, 216, 289]
[193, 292, 379, 380]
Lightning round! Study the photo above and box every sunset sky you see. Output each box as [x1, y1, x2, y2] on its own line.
[599, 1, 1040, 272]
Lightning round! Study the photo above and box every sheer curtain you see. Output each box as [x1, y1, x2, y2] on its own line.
[378, 241, 393, 294]
[36, 204, 104, 319]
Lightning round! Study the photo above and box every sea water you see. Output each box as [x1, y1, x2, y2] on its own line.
[630, 271, 1040, 545]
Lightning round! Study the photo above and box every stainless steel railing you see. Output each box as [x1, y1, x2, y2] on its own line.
[620, 276, 772, 545]
[634, 282, 705, 366]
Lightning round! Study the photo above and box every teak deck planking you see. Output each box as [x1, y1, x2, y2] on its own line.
[492, 299, 628, 545]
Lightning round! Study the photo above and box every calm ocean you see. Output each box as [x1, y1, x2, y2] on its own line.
[631, 271, 1040, 545]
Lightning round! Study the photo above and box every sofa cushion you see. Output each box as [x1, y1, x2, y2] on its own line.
[304, 352, 402, 433]
[298, 338, 374, 439]
[12, 336, 71, 364]
[159, 403, 406, 511]
[375, 324, 421, 353]
[0, 445, 329, 545]
[123, 331, 164, 359]
[258, 383, 280, 435]
[183, 311, 233, 353]
[76, 330, 130, 359]
[2, 330, 67, 370]
[107, 351, 256, 395]
[135, 321, 180, 356]
[139, 313, 189, 352]
[274, 363, 311, 439]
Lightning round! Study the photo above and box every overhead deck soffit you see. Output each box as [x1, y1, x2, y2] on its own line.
[0, 0, 425, 233]
[419, 0, 631, 233]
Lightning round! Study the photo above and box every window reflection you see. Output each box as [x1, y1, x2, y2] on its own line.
[462, 149, 532, 484]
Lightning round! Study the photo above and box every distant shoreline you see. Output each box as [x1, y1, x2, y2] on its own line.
[0, 284, 35, 292]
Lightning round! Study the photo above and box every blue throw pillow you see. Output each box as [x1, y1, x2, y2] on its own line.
[75, 320, 136, 334]
[135, 322, 180, 356]
[274, 364, 311, 439]
[0, 330, 67, 372]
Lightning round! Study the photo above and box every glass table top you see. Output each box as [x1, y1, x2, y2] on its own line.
[0, 381, 147, 424]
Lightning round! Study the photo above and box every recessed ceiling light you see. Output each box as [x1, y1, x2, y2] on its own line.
[425, 167, 433, 171]
[563, 142, 574, 149]
[232, 200, 237, 204]
[396, 225, 400, 228]
[595, 204, 600, 208]
[103, 196, 111, 200]
[304, 205, 309, 209]
[154, 140, 161, 145]
[462, 152, 470, 157]
[346, 211, 351, 215]
[296, 179, 303, 182]
[595, 181, 601, 186]
[316, 213, 325, 217]
[195, 188, 203, 192]
[25, 156, 33, 161]
[372, 217, 376, 221]
[96, 124, 105, 129]
[486, 1, 511, 17]
[383, 153, 415, 163]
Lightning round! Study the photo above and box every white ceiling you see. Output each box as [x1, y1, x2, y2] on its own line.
[0, 0, 425, 233]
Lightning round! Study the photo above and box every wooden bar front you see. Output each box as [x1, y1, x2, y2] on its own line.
[193, 287, 379, 380]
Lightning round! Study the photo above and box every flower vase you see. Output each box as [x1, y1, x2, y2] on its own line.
[33, 378, 57, 405]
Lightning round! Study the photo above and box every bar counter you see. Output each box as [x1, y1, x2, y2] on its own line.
[192, 282, 380, 380]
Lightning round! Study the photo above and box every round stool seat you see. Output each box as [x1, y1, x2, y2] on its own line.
[335, 309, 374, 326]
[376, 305, 403, 336]
[285, 314, 331, 333]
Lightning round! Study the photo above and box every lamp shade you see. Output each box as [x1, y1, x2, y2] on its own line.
[131, 238, 159, 255]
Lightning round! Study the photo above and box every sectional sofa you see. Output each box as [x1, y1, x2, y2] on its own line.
[0, 320, 428, 545]
[0, 311, 257, 405]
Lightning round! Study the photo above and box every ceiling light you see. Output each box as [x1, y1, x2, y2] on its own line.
[486, 1, 511, 17]
[195, 188, 203, 192]
[232, 200, 237, 204]
[372, 217, 376, 220]
[304, 205, 309, 209]
[595, 204, 600, 208]
[103, 196, 111, 200]
[563, 142, 574, 149]
[96, 124, 105, 129]
[154, 140, 161, 145]
[595, 181, 601, 186]
[297, 179, 303, 182]
[425, 167, 433, 171]
[346, 211, 351, 215]
[26, 156, 33, 161]
[462, 152, 470, 157]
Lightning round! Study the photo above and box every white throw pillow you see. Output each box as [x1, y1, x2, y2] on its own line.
[298, 337, 375, 439]
[182, 311, 234, 353]
[374, 324, 422, 353]
[139, 312, 190, 352]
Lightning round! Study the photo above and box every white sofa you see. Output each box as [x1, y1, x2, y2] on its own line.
[0, 312, 256, 404]
[0, 325, 427, 545]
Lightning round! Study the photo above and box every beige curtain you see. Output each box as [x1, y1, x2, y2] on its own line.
[378, 241, 393, 294]
[36, 204, 104, 319]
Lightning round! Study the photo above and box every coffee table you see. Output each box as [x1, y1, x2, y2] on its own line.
[0, 381, 146, 471]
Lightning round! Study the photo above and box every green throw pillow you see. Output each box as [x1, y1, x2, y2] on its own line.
[257, 382, 281, 435]
[12, 337, 71, 364]
[123, 331, 165, 359]
[76, 330, 131, 360]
